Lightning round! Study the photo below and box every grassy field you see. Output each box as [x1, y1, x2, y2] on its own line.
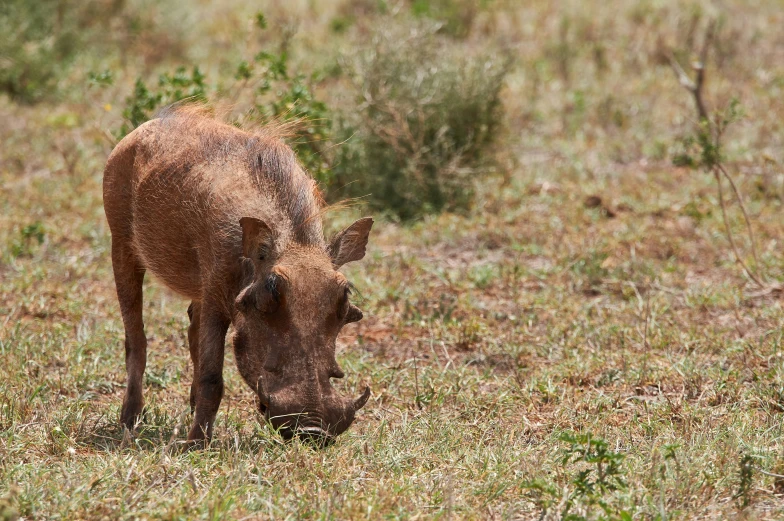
[1, 0, 784, 519]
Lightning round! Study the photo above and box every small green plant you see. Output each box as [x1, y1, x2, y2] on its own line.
[570, 251, 610, 291]
[455, 318, 484, 351]
[10, 222, 45, 258]
[87, 70, 114, 88]
[469, 264, 499, 289]
[734, 453, 754, 509]
[522, 432, 632, 520]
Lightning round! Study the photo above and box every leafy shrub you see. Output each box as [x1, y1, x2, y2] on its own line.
[10, 222, 45, 258]
[238, 50, 332, 185]
[331, 23, 511, 220]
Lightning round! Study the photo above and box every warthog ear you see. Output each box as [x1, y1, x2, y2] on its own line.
[235, 275, 282, 315]
[235, 283, 259, 314]
[240, 217, 273, 262]
[328, 217, 373, 268]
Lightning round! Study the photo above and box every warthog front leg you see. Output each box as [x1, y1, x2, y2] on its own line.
[187, 300, 230, 443]
[187, 301, 201, 413]
[111, 241, 147, 431]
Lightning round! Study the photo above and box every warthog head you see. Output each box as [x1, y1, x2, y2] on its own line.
[232, 216, 373, 445]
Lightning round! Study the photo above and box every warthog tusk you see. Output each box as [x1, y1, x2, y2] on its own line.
[352, 386, 371, 412]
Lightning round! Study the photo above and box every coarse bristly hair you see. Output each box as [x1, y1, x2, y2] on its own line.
[153, 101, 328, 246]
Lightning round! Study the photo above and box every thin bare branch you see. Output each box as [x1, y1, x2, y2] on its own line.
[699, 19, 716, 68]
[667, 20, 714, 123]
[717, 163, 763, 280]
[692, 19, 715, 122]
[667, 53, 692, 92]
[713, 169, 765, 287]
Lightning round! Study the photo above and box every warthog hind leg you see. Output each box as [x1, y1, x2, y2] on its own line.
[187, 301, 201, 413]
[112, 241, 147, 432]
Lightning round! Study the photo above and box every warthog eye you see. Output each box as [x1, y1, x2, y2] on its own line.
[257, 273, 281, 314]
[338, 283, 363, 324]
[264, 273, 280, 301]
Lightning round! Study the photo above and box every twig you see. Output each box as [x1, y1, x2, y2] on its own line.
[755, 467, 784, 480]
[717, 163, 762, 278]
[713, 169, 764, 287]
[93, 122, 118, 147]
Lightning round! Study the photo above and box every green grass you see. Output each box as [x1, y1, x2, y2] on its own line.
[2, 0, 784, 519]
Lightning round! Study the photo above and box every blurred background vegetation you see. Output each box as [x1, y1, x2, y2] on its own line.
[3, 0, 519, 220]
[4, 0, 781, 223]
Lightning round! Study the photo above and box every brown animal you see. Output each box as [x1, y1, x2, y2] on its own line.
[103, 106, 373, 445]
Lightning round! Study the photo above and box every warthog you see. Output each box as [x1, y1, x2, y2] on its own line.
[103, 106, 373, 445]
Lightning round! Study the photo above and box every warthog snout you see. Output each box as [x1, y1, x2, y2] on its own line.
[259, 383, 372, 445]
[291, 390, 369, 446]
